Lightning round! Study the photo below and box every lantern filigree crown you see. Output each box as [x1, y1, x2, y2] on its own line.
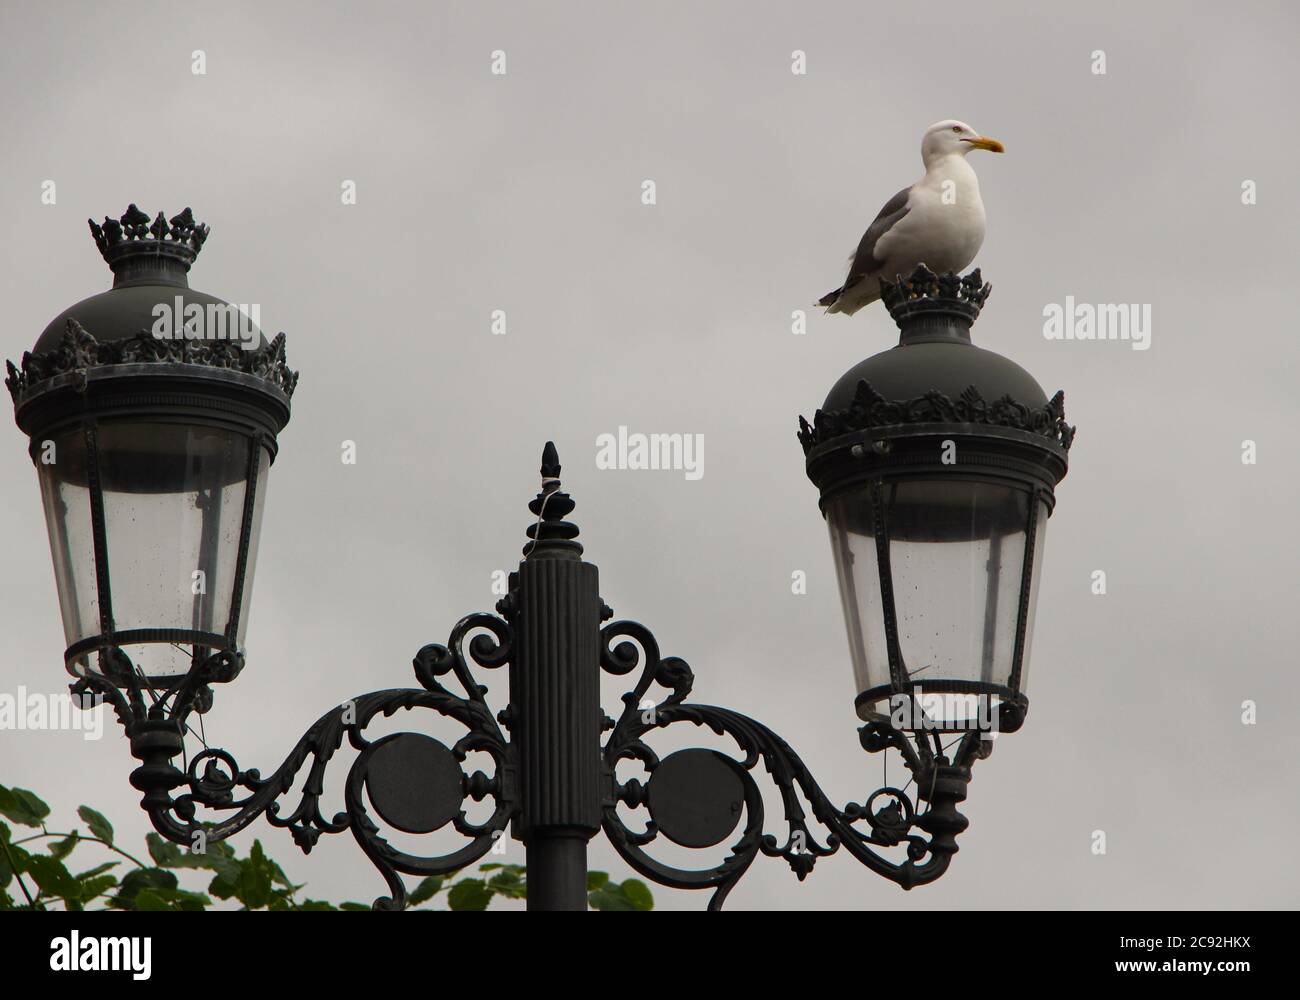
[881, 264, 992, 328]
[88, 204, 209, 275]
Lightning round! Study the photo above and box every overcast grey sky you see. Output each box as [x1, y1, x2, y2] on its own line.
[1, 0, 1297, 909]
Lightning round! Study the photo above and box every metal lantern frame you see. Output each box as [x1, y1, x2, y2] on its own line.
[7, 212, 1076, 911]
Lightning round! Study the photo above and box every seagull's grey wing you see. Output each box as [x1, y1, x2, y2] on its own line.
[842, 186, 912, 288]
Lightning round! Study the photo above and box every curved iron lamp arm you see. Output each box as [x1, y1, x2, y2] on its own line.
[71, 613, 517, 911]
[597, 619, 990, 910]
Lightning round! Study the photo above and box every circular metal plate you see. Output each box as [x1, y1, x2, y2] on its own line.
[647, 749, 744, 849]
[364, 733, 464, 834]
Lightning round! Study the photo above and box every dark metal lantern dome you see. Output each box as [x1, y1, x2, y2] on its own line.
[800, 267, 1073, 508]
[819, 270, 1048, 413]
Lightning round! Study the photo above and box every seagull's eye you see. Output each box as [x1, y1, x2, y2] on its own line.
[952, 126, 962, 133]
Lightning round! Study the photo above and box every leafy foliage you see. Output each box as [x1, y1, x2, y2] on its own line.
[0, 782, 652, 912]
[588, 874, 655, 911]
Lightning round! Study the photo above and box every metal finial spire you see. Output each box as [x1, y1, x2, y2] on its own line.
[540, 440, 561, 479]
[523, 441, 581, 558]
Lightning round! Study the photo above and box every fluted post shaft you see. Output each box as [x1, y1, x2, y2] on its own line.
[510, 443, 603, 911]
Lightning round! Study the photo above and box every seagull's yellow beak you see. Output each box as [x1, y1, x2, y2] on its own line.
[964, 136, 1005, 153]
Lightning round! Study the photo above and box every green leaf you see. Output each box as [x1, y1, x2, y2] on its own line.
[159, 833, 264, 885]
[208, 870, 237, 900]
[50, 831, 79, 861]
[339, 901, 371, 911]
[77, 806, 114, 846]
[587, 886, 634, 911]
[0, 825, 14, 888]
[147, 833, 211, 869]
[13, 789, 49, 822]
[199, 839, 241, 880]
[293, 899, 338, 911]
[76, 874, 119, 903]
[112, 868, 179, 910]
[447, 878, 492, 911]
[619, 878, 654, 911]
[146, 833, 181, 867]
[172, 889, 211, 911]
[25, 856, 80, 900]
[0, 785, 49, 827]
[408, 875, 445, 906]
[586, 870, 610, 891]
[264, 854, 294, 889]
[133, 889, 170, 911]
[148, 832, 233, 873]
[136, 886, 210, 911]
[73, 861, 119, 881]
[487, 869, 526, 900]
[588, 878, 654, 911]
[235, 841, 274, 909]
[0, 833, 30, 889]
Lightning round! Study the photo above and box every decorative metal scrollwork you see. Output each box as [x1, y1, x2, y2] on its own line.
[599, 618, 991, 910]
[72, 613, 517, 910]
[74, 596, 993, 910]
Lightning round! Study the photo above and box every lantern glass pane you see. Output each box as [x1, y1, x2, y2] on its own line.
[34, 421, 269, 680]
[1016, 501, 1049, 691]
[233, 446, 271, 644]
[36, 430, 99, 652]
[827, 480, 1044, 728]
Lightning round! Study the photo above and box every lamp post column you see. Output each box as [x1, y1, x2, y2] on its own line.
[508, 443, 603, 911]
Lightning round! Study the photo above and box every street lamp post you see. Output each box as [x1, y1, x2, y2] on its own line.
[6, 207, 1074, 911]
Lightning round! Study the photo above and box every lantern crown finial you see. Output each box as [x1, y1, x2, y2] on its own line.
[88, 205, 209, 286]
[880, 265, 992, 341]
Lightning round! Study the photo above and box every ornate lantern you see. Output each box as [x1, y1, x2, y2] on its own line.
[800, 267, 1074, 734]
[5, 205, 297, 692]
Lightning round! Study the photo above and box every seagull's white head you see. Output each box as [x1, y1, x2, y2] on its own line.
[922, 120, 1005, 166]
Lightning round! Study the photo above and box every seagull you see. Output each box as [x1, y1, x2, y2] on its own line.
[818, 120, 1004, 316]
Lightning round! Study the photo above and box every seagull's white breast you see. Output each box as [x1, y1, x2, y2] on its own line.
[877, 155, 986, 278]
